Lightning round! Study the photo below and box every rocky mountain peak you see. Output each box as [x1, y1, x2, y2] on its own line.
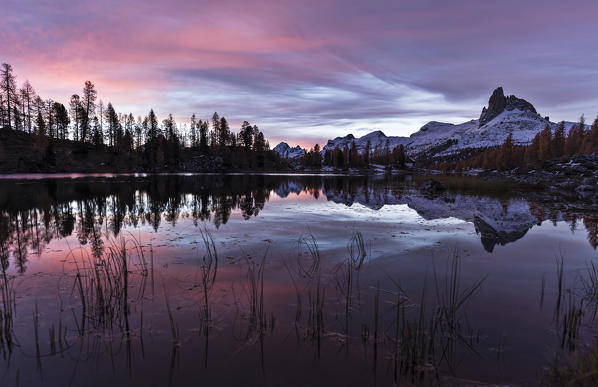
[273, 142, 306, 159]
[479, 87, 537, 127]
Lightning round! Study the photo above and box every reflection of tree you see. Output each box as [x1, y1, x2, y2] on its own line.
[0, 175, 287, 273]
[0, 174, 596, 274]
[584, 216, 598, 250]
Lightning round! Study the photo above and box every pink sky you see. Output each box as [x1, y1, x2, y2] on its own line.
[2, 0, 597, 148]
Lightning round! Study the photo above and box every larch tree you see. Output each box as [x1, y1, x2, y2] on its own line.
[552, 121, 565, 158]
[497, 133, 514, 170]
[538, 124, 552, 161]
[364, 140, 371, 165]
[565, 115, 585, 155]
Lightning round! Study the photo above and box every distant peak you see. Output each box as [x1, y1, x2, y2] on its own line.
[364, 130, 386, 137]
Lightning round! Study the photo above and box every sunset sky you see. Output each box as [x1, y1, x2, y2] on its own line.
[2, 0, 597, 147]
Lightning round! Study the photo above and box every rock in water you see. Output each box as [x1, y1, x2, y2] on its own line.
[479, 87, 538, 127]
[420, 178, 447, 193]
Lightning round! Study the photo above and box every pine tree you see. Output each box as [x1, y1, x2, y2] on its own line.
[199, 120, 209, 153]
[0, 63, 18, 130]
[240, 121, 253, 152]
[105, 102, 118, 146]
[190, 114, 197, 147]
[218, 116, 229, 148]
[312, 144, 322, 169]
[147, 109, 159, 140]
[134, 116, 143, 149]
[69, 94, 82, 141]
[92, 116, 103, 148]
[36, 111, 45, 136]
[80, 80, 97, 142]
[54, 102, 70, 139]
[163, 113, 176, 141]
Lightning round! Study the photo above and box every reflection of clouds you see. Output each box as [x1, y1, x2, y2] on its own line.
[1, 175, 598, 275]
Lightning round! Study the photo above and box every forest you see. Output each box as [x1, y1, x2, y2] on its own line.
[434, 116, 598, 172]
[2, 60, 596, 174]
[0, 62, 283, 172]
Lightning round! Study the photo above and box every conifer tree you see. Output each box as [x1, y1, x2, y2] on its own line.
[69, 94, 82, 141]
[552, 121, 565, 158]
[538, 124, 552, 161]
[80, 80, 97, 142]
[0, 63, 17, 130]
[199, 120, 209, 153]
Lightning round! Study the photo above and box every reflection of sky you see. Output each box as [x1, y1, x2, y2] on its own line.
[2, 1, 598, 147]
[21, 192, 596, 277]
[9, 190, 598, 385]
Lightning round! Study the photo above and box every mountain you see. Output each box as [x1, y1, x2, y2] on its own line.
[406, 87, 583, 159]
[322, 180, 537, 252]
[280, 87, 586, 162]
[273, 142, 306, 159]
[321, 130, 410, 155]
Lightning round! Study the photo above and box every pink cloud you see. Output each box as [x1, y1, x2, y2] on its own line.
[1, 0, 597, 145]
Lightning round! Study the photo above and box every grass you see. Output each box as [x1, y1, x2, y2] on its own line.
[543, 338, 598, 386]
[0, 243, 15, 355]
[16, 228, 598, 386]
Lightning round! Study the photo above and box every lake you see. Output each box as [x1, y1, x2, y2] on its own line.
[0, 173, 597, 386]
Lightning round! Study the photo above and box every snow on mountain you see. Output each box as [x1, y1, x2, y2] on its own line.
[322, 183, 538, 251]
[405, 87, 585, 158]
[274, 180, 305, 198]
[322, 130, 410, 155]
[273, 142, 306, 159]
[318, 87, 587, 160]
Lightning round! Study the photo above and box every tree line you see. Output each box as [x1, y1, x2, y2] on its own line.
[0, 62, 275, 170]
[300, 140, 407, 170]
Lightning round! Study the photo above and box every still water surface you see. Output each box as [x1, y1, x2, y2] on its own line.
[0, 174, 597, 386]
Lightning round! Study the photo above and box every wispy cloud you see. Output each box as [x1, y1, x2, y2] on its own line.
[1, 0, 597, 147]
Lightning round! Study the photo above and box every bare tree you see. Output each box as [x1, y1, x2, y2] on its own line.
[19, 80, 36, 133]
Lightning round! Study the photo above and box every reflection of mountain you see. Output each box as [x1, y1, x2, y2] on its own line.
[323, 185, 538, 252]
[1, 174, 596, 272]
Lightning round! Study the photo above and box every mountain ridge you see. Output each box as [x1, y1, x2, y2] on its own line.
[273, 87, 587, 160]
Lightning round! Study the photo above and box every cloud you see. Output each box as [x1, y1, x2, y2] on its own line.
[1, 0, 597, 147]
